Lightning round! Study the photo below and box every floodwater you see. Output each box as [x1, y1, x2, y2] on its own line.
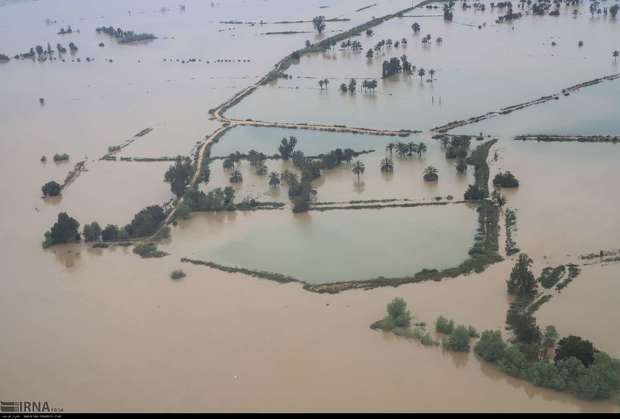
[1, 0, 620, 413]
[228, 2, 620, 130]
[206, 126, 474, 203]
[172, 205, 477, 284]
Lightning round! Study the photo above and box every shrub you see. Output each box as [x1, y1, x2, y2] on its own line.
[53, 153, 70, 162]
[444, 325, 471, 352]
[170, 270, 186, 280]
[525, 361, 566, 390]
[435, 316, 455, 334]
[493, 171, 519, 188]
[133, 243, 167, 258]
[176, 202, 192, 220]
[475, 330, 506, 362]
[387, 297, 411, 328]
[498, 345, 529, 378]
[464, 184, 487, 200]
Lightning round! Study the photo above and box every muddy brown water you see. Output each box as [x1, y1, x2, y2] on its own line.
[1, 0, 619, 412]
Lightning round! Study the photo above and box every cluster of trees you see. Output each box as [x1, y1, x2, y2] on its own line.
[96, 26, 156, 43]
[338, 78, 379, 93]
[385, 141, 428, 159]
[0, 54, 9, 62]
[10, 42, 75, 61]
[475, 328, 620, 400]
[183, 187, 236, 212]
[41, 181, 62, 197]
[340, 39, 362, 50]
[493, 171, 520, 188]
[164, 156, 194, 198]
[82, 205, 167, 243]
[435, 316, 479, 352]
[317, 78, 330, 89]
[57, 26, 73, 35]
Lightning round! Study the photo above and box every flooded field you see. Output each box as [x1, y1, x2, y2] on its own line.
[206, 126, 473, 203]
[2, 0, 620, 413]
[228, 3, 620, 130]
[172, 205, 477, 284]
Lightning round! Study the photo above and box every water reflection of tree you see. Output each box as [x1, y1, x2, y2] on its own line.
[353, 180, 366, 194]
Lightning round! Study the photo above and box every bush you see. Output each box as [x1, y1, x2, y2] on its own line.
[176, 202, 192, 220]
[435, 316, 455, 334]
[133, 243, 167, 258]
[498, 345, 529, 378]
[387, 297, 411, 328]
[53, 153, 70, 162]
[475, 330, 506, 362]
[42, 181, 61, 197]
[170, 270, 186, 280]
[525, 361, 566, 390]
[444, 325, 471, 352]
[468, 326, 480, 338]
[493, 171, 519, 188]
[464, 184, 487, 201]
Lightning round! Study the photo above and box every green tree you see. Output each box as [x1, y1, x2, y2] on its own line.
[423, 166, 438, 181]
[475, 330, 506, 362]
[380, 157, 394, 173]
[43, 212, 80, 247]
[83, 222, 102, 242]
[268, 172, 281, 188]
[125, 205, 165, 238]
[416, 142, 427, 157]
[412, 22, 421, 33]
[436, 316, 455, 334]
[525, 361, 566, 390]
[164, 156, 194, 198]
[418, 67, 426, 81]
[498, 345, 529, 378]
[230, 169, 243, 183]
[352, 160, 365, 181]
[540, 325, 559, 359]
[101, 224, 119, 242]
[312, 16, 326, 34]
[555, 336, 597, 367]
[444, 325, 471, 352]
[613, 50, 619, 63]
[176, 202, 192, 220]
[507, 254, 537, 297]
[42, 181, 62, 197]
[387, 297, 411, 328]
[278, 136, 297, 160]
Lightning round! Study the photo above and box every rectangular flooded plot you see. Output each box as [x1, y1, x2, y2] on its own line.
[205, 126, 474, 203]
[175, 204, 478, 284]
[492, 140, 620, 260]
[452, 79, 620, 137]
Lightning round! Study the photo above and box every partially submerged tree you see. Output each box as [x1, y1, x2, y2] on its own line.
[312, 16, 326, 34]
